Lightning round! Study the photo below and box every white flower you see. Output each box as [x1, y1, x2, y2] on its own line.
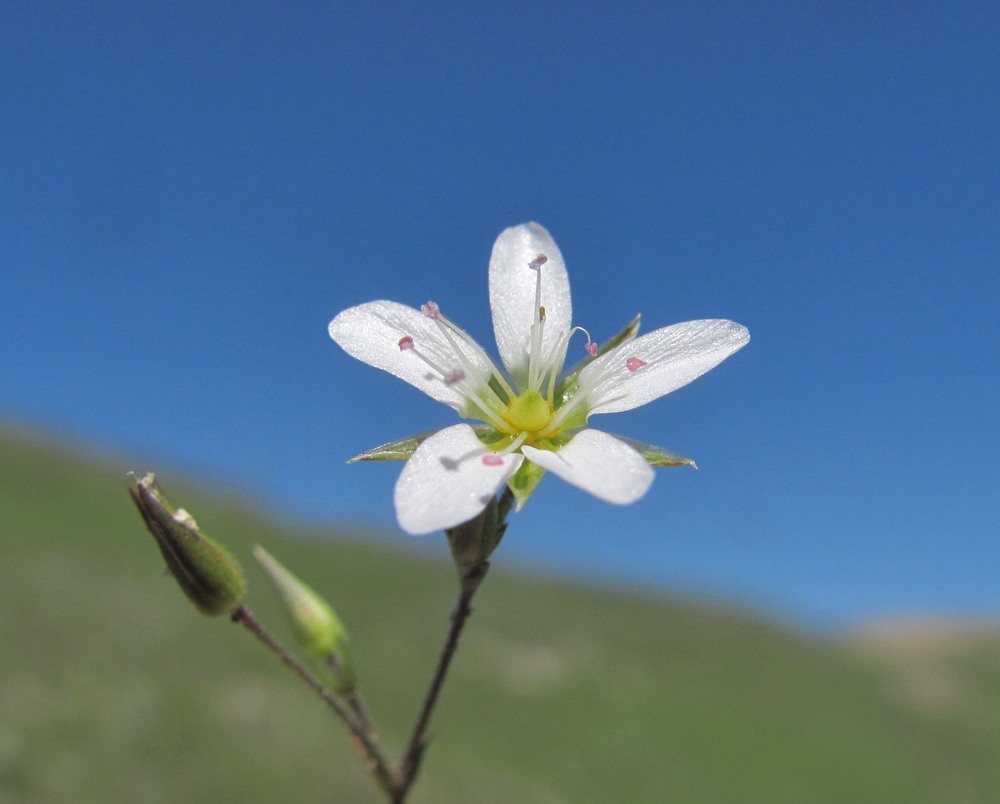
[329, 223, 749, 535]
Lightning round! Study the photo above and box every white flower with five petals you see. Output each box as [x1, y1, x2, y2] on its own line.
[329, 223, 749, 535]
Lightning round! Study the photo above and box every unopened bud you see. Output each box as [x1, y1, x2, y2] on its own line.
[128, 473, 247, 616]
[253, 546, 356, 694]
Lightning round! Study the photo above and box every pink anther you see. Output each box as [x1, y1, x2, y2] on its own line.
[626, 357, 647, 372]
[443, 369, 465, 386]
[585, 341, 598, 357]
[482, 454, 504, 466]
[398, 336, 414, 351]
[528, 254, 548, 271]
[420, 301, 441, 319]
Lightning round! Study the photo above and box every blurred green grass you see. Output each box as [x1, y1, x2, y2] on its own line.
[2, 425, 1000, 803]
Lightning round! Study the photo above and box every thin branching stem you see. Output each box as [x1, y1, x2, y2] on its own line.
[346, 691, 380, 739]
[231, 606, 395, 796]
[237, 486, 516, 803]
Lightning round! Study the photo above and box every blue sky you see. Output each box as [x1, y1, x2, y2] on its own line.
[2, 2, 997, 629]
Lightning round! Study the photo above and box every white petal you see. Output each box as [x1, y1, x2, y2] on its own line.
[580, 319, 749, 415]
[329, 300, 495, 414]
[489, 223, 572, 383]
[521, 429, 654, 504]
[394, 424, 524, 535]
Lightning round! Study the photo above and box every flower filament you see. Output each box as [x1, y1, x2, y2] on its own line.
[398, 254, 646, 455]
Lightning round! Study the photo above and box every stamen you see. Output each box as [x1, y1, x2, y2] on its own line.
[433, 313, 516, 400]
[420, 301, 441, 319]
[574, 326, 598, 357]
[527, 256, 546, 389]
[535, 325, 598, 403]
[541, 355, 603, 436]
[429, 317, 507, 410]
[542, 347, 640, 438]
[398, 320, 511, 432]
[478, 433, 532, 466]
[542, 395, 581, 437]
[505, 431, 529, 454]
[401, 342, 450, 377]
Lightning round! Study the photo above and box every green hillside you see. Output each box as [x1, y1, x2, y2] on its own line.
[2, 426, 1000, 803]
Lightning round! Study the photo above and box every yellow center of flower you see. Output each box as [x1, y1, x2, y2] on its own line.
[504, 390, 553, 433]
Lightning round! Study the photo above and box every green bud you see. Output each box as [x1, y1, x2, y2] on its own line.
[128, 473, 247, 616]
[253, 546, 356, 694]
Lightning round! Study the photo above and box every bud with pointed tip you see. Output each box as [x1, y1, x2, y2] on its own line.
[128, 473, 247, 616]
[253, 545, 356, 695]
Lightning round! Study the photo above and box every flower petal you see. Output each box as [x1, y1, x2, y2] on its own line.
[521, 429, 654, 504]
[329, 300, 494, 414]
[580, 319, 749, 415]
[394, 424, 524, 535]
[489, 223, 572, 383]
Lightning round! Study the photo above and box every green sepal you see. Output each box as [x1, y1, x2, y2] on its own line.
[348, 424, 509, 463]
[129, 474, 247, 617]
[446, 495, 506, 581]
[347, 431, 437, 462]
[471, 423, 510, 447]
[507, 459, 547, 510]
[613, 435, 697, 468]
[555, 314, 642, 407]
[253, 546, 356, 695]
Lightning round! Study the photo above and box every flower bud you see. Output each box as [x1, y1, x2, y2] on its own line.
[128, 473, 247, 616]
[253, 546, 356, 694]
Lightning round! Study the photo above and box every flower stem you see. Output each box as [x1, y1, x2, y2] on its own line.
[389, 487, 513, 802]
[231, 606, 395, 796]
[390, 564, 488, 801]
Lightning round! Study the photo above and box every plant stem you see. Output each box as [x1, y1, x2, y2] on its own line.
[231, 606, 395, 797]
[390, 566, 487, 802]
[240, 486, 515, 803]
[346, 691, 380, 739]
[390, 488, 513, 802]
